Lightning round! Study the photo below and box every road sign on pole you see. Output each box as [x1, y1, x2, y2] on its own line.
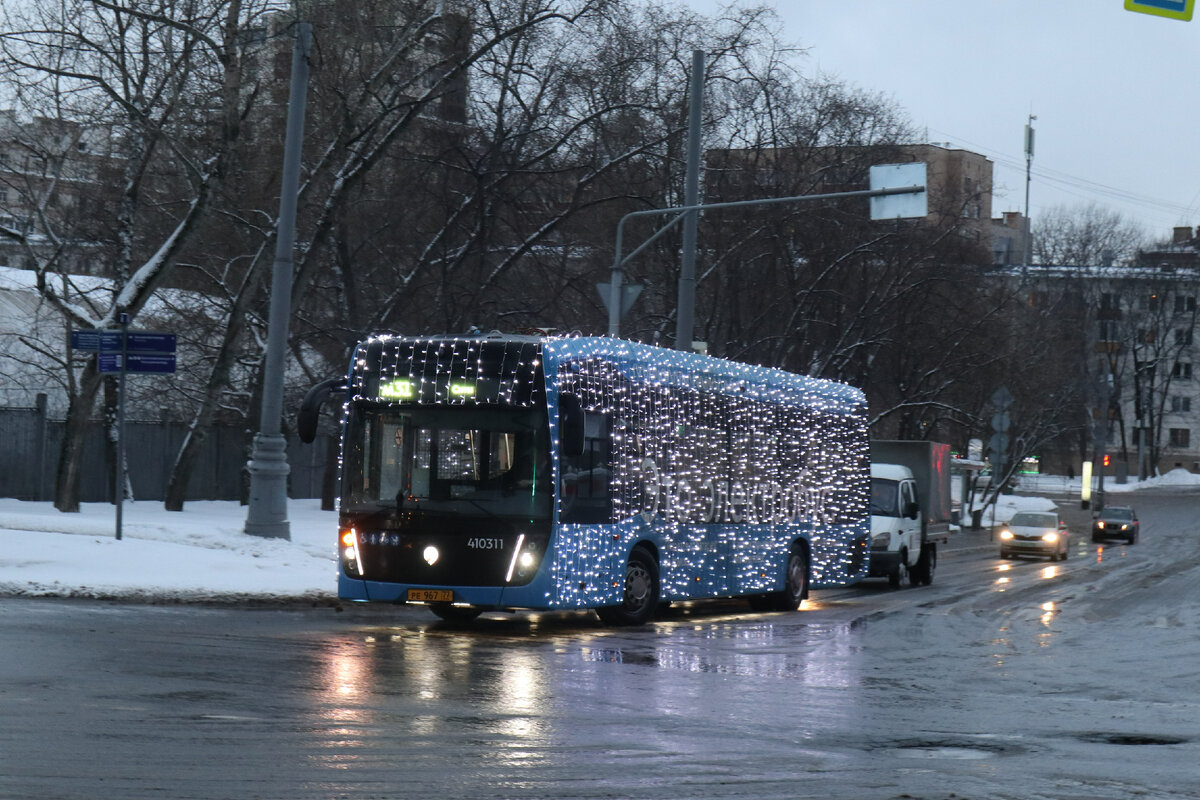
[1125, 0, 1194, 21]
[72, 329, 177, 374]
[869, 163, 928, 220]
[71, 323, 178, 539]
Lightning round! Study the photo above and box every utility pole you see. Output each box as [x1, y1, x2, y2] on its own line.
[674, 50, 704, 352]
[245, 20, 311, 540]
[1024, 114, 1036, 267]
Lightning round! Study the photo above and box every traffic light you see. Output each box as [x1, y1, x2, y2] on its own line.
[1103, 454, 1111, 467]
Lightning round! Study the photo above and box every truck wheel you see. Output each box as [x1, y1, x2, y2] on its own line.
[596, 545, 659, 626]
[888, 557, 907, 589]
[912, 544, 936, 586]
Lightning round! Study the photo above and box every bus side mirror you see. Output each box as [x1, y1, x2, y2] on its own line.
[297, 377, 346, 444]
[559, 394, 585, 457]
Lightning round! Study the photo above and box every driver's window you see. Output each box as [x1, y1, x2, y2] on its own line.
[379, 421, 406, 499]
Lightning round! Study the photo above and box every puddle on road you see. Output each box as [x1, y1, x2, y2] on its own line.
[882, 738, 1023, 760]
[1076, 733, 1190, 746]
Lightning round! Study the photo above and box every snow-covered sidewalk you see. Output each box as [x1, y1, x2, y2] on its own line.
[0, 498, 339, 602]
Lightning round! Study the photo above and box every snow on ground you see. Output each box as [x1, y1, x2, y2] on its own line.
[0, 498, 339, 601]
[2, 469, 1199, 602]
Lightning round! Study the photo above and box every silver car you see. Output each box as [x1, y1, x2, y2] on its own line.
[999, 511, 1069, 561]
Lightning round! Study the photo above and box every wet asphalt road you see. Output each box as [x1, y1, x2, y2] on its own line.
[2, 489, 1199, 799]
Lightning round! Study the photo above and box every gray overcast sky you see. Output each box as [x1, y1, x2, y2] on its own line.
[678, 0, 1200, 240]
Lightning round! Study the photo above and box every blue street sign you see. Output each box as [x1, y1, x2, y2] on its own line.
[72, 330, 176, 354]
[98, 353, 177, 374]
[70, 330, 123, 352]
[1125, 0, 1193, 20]
[124, 332, 177, 353]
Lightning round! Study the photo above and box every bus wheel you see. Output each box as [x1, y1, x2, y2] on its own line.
[597, 546, 659, 626]
[430, 604, 482, 623]
[766, 548, 809, 611]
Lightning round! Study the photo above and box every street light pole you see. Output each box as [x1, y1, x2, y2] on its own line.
[245, 21, 311, 540]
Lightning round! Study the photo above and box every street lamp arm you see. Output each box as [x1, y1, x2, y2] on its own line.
[606, 183, 926, 337]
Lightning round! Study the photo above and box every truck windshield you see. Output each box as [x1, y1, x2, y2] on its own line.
[343, 403, 552, 519]
[870, 477, 900, 517]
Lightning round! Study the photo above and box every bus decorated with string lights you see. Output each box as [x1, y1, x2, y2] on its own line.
[299, 333, 870, 625]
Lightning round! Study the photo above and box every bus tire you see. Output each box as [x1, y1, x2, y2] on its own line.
[429, 604, 483, 624]
[766, 548, 809, 611]
[596, 545, 659, 626]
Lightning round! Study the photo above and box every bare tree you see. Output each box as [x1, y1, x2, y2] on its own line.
[1034, 202, 1147, 266]
[0, 0, 274, 510]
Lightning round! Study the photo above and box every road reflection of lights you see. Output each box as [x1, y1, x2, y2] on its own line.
[492, 649, 550, 755]
[995, 576, 1010, 589]
[1041, 566, 1059, 580]
[1040, 602, 1056, 628]
[307, 645, 374, 770]
[997, 563, 1012, 572]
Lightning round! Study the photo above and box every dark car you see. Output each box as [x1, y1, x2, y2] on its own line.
[1092, 506, 1139, 544]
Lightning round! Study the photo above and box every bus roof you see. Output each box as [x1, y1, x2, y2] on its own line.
[351, 333, 864, 414]
[541, 336, 865, 413]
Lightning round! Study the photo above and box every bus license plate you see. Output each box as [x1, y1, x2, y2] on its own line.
[408, 589, 454, 603]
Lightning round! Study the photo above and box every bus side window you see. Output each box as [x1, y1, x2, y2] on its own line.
[560, 411, 613, 523]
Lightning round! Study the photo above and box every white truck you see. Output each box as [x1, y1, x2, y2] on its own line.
[868, 440, 953, 587]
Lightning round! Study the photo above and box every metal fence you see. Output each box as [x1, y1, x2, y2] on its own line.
[0, 397, 335, 503]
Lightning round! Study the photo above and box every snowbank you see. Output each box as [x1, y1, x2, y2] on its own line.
[0, 498, 338, 601]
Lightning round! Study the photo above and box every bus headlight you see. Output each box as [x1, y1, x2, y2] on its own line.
[1042, 532, 1059, 544]
[505, 534, 542, 583]
[999, 529, 1014, 540]
[341, 528, 363, 576]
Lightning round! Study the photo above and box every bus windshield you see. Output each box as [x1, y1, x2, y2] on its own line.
[343, 403, 552, 519]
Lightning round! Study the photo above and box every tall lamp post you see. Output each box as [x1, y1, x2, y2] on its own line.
[245, 20, 311, 539]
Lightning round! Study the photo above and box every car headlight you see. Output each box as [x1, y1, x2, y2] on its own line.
[999, 530, 1014, 540]
[1042, 531, 1059, 544]
[1119, 524, 1129, 531]
[1096, 521, 1106, 529]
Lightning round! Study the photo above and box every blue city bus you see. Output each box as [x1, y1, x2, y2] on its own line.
[301, 333, 870, 624]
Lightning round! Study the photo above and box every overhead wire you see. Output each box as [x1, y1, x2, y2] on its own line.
[925, 126, 1196, 225]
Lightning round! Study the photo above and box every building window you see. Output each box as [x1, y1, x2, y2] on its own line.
[1172, 396, 1192, 413]
[1176, 295, 1197, 313]
[1100, 293, 1118, 310]
[1099, 320, 1120, 342]
[1174, 362, 1193, 381]
[1170, 428, 1191, 448]
[1177, 328, 1195, 346]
